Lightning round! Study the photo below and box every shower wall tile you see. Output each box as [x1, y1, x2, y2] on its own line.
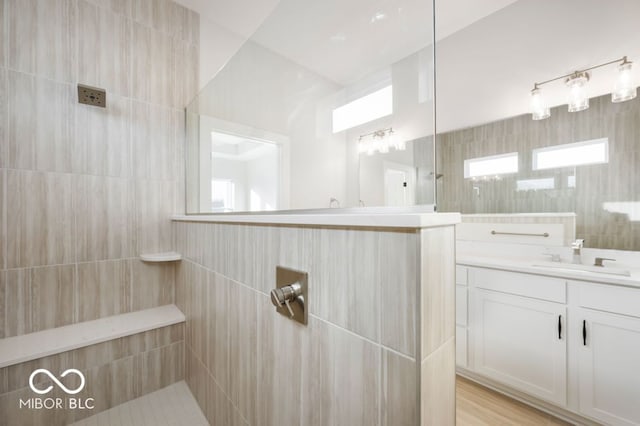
[134, 340, 184, 397]
[382, 350, 418, 426]
[6, 71, 35, 170]
[421, 337, 455, 426]
[130, 260, 174, 310]
[311, 228, 379, 342]
[83, 0, 132, 17]
[2, 269, 31, 337]
[132, 101, 176, 180]
[78, 1, 131, 97]
[30, 264, 76, 332]
[420, 226, 455, 360]
[0, 1, 5, 67]
[174, 38, 199, 108]
[257, 294, 306, 426]
[76, 259, 131, 322]
[7, 72, 76, 172]
[6, 170, 75, 269]
[75, 176, 134, 262]
[0, 169, 4, 270]
[205, 270, 228, 389]
[7, 0, 76, 83]
[380, 230, 418, 357]
[75, 95, 131, 178]
[135, 179, 175, 254]
[301, 316, 380, 426]
[131, 22, 174, 105]
[0, 272, 5, 338]
[0, 69, 6, 169]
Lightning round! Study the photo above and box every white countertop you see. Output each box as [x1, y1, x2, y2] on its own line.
[172, 212, 461, 229]
[458, 253, 640, 288]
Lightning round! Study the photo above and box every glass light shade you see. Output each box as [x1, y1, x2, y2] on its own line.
[566, 73, 589, 112]
[612, 61, 637, 103]
[378, 138, 390, 153]
[530, 87, 550, 120]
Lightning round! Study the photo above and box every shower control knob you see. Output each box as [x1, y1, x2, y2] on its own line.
[270, 283, 302, 318]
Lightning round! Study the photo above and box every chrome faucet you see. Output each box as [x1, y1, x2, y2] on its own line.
[571, 239, 585, 264]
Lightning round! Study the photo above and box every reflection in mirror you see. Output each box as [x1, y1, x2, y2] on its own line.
[186, 0, 437, 214]
[435, 0, 640, 250]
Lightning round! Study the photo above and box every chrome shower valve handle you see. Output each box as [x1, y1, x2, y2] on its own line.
[270, 283, 302, 318]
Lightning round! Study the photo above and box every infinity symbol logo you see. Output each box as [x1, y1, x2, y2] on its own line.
[29, 369, 86, 395]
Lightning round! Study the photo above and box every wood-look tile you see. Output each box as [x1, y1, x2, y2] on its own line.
[134, 341, 184, 397]
[421, 337, 455, 426]
[7, 0, 76, 83]
[7, 72, 75, 173]
[30, 264, 76, 332]
[207, 372, 248, 426]
[75, 94, 131, 178]
[0, 1, 5, 67]
[173, 38, 199, 108]
[179, 7, 199, 46]
[380, 230, 418, 357]
[185, 346, 207, 417]
[75, 175, 134, 262]
[3, 269, 31, 337]
[382, 350, 418, 426]
[0, 383, 73, 426]
[83, 0, 132, 17]
[421, 226, 455, 360]
[6, 70, 35, 170]
[132, 101, 176, 180]
[78, 1, 131, 97]
[131, 22, 174, 106]
[0, 69, 6, 169]
[257, 294, 306, 426]
[72, 338, 127, 372]
[301, 316, 380, 426]
[206, 270, 229, 391]
[0, 169, 4, 269]
[76, 260, 131, 322]
[134, 179, 174, 254]
[125, 324, 184, 356]
[130, 260, 174, 310]
[186, 263, 206, 364]
[311, 227, 379, 341]
[227, 280, 257, 425]
[0, 272, 5, 338]
[2, 350, 73, 395]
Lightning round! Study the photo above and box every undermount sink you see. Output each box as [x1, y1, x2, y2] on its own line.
[531, 261, 631, 277]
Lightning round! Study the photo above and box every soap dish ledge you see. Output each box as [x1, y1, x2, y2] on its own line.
[140, 252, 182, 262]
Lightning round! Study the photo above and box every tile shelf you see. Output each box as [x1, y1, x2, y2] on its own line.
[140, 252, 182, 262]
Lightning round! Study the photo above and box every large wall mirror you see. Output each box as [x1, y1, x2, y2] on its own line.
[186, 0, 439, 213]
[435, 0, 640, 250]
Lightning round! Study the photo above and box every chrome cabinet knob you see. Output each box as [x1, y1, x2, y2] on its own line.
[270, 283, 302, 318]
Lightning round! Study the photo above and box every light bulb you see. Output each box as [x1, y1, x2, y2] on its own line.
[530, 86, 550, 120]
[612, 60, 637, 103]
[566, 72, 589, 112]
[378, 139, 390, 154]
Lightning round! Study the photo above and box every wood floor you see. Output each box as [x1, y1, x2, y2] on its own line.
[456, 376, 573, 426]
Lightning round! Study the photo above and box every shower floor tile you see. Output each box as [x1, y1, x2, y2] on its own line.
[68, 381, 208, 426]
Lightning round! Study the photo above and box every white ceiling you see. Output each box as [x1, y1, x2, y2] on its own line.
[178, 0, 640, 131]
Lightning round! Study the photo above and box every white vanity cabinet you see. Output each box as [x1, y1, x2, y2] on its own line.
[469, 268, 568, 406]
[575, 283, 640, 426]
[459, 264, 640, 425]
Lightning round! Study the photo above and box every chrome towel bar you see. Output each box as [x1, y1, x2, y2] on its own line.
[491, 230, 549, 237]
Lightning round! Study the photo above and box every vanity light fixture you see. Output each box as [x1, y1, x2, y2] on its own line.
[358, 127, 405, 155]
[529, 56, 636, 120]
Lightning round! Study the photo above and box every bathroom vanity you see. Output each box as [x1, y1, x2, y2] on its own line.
[456, 255, 640, 426]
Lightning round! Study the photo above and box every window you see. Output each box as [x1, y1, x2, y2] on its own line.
[516, 177, 555, 191]
[211, 179, 235, 212]
[332, 85, 393, 133]
[532, 138, 608, 170]
[464, 152, 518, 179]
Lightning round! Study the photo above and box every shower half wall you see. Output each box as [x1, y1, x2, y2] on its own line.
[173, 211, 459, 425]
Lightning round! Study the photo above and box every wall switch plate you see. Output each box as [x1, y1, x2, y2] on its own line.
[78, 84, 106, 108]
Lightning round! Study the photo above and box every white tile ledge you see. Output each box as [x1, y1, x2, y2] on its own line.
[172, 212, 461, 228]
[0, 305, 185, 368]
[140, 251, 182, 262]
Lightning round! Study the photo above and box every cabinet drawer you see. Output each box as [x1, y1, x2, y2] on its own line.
[456, 286, 468, 326]
[469, 268, 566, 303]
[456, 265, 468, 286]
[578, 282, 640, 318]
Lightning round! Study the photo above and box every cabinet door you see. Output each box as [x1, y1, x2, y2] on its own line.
[578, 309, 640, 426]
[473, 289, 567, 406]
